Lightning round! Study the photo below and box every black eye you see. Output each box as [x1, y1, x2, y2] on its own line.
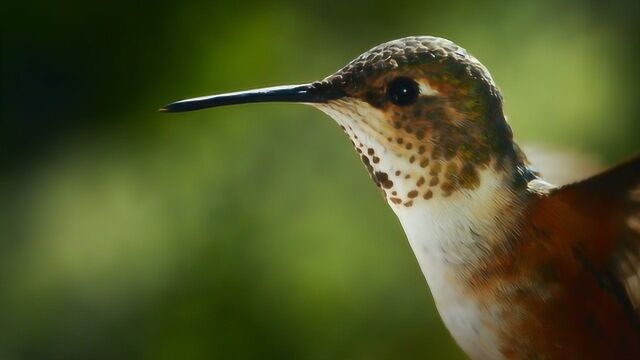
[386, 77, 420, 106]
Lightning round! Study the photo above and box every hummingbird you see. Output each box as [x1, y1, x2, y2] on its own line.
[161, 36, 640, 359]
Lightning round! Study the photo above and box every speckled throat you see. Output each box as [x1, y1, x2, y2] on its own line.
[314, 97, 517, 205]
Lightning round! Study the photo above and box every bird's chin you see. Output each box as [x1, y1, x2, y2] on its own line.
[312, 98, 395, 150]
[311, 100, 432, 207]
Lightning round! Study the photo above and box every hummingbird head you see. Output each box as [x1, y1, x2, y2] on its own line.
[162, 36, 526, 208]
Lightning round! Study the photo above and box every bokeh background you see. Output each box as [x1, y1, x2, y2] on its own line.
[2, 0, 639, 359]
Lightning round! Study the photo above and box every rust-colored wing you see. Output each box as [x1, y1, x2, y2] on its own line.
[546, 154, 640, 315]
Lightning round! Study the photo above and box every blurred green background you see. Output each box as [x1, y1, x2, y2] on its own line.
[2, 0, 639, 359]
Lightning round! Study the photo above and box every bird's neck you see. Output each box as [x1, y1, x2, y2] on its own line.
[392, 165, 526, 271]
[391, 165, 530, 359]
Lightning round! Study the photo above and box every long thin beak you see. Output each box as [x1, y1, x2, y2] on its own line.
[160, 83, 344, 113]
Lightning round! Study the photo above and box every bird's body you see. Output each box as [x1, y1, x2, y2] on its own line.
[163, 36, 640, 359]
